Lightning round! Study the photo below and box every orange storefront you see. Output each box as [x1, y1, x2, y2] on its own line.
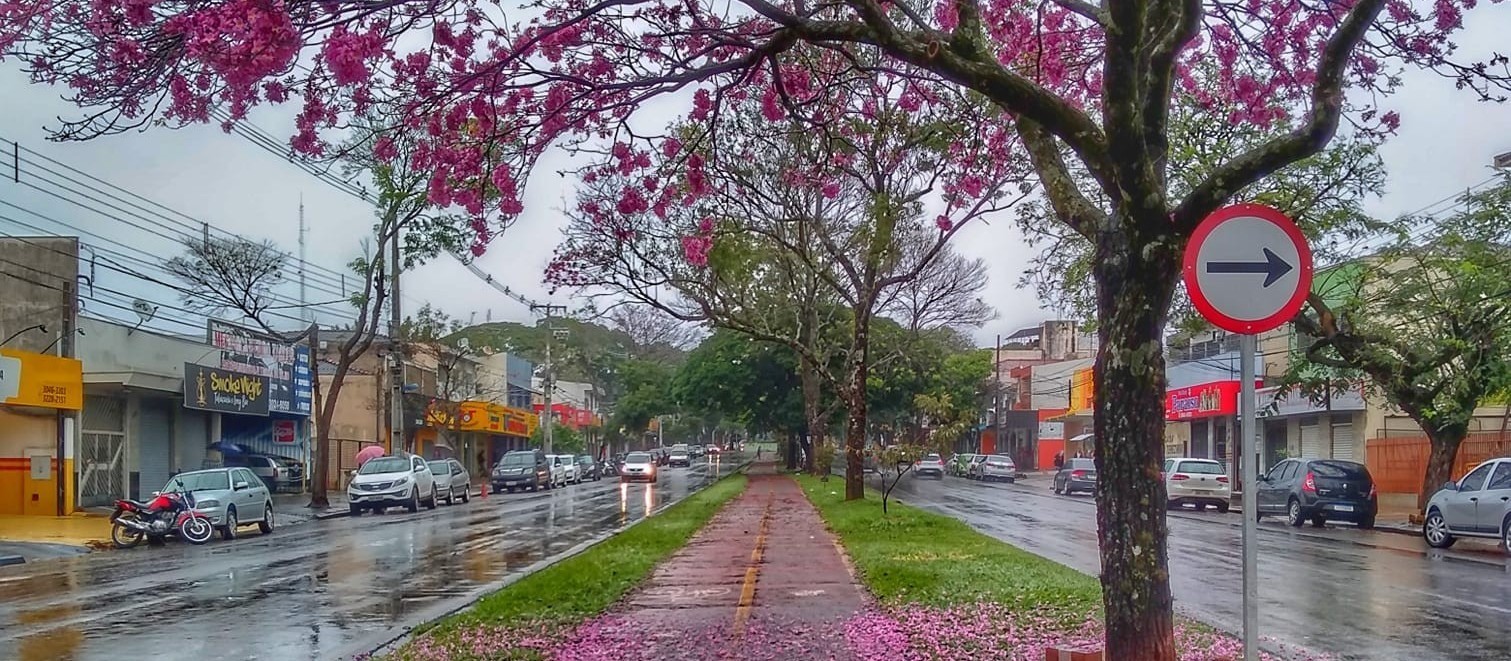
[1, 349, 84, 515]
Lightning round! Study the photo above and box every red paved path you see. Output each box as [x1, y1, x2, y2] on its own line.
[614, 463, 866, 659]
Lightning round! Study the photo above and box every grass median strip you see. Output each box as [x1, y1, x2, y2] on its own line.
[387, 473, 748, 660]
[795, 474, 1304, 660]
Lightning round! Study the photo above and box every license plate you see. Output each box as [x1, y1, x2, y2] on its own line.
[1332, 504, 1354, 512]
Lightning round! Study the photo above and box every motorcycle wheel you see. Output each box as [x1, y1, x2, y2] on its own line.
[111, 522, 144, 549]
[180, 516, 214, 545]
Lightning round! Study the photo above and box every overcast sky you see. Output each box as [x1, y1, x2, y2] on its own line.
[1, 7, 1508, 345]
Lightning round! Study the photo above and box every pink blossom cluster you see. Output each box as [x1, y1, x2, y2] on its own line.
[1, 0, 1494, 259]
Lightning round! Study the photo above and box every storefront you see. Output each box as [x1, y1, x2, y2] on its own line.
[423, 400, 538, 475]
[1257, 384, 1365, 467]
[1, 349, 83, 515]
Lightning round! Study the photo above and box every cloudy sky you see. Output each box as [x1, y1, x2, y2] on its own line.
[1, 7, 1508, 346]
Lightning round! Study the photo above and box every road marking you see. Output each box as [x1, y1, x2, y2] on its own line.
[732, 497, 772, 637]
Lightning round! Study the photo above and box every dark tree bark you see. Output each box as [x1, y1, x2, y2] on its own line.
[843, 307, 871, 501]
[1090, 222, 1181, 659]
[1421, 423, 1469, 511]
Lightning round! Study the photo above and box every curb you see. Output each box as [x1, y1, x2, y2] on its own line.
[346, 459, 753, 660]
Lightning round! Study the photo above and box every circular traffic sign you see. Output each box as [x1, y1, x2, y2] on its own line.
[1183, 204, 1312, 335]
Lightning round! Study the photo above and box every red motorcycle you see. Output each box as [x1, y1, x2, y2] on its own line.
[110, 489, 215, 548]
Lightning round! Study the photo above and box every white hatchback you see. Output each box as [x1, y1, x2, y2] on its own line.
[1162, 458, 1230, 512]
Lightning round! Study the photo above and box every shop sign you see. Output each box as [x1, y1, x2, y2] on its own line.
[184, 362, 270, 416]
[1038, 421, 1065, 439]
[272, 420, 297, 444]
[1259, 385, 1365, 417]
[207, 320, 313, 415]
[1068, 368, 1094, 415]
[1165, 381, 1258, 421]
[0, 349, 83, 410]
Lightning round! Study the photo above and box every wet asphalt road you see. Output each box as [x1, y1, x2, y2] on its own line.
[0, 456, 742, 661]
[886, 473, 1511, 661]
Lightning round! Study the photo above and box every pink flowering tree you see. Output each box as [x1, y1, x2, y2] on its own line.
[6, 0, 1509, 656]
[551, 62, 1030, 499]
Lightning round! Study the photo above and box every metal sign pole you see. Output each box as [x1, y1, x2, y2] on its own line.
[1239, 332, 1259, 661]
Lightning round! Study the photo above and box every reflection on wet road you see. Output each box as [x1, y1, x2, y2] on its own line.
[887, 474, 1511, 661]
[0, 456, 739, 661]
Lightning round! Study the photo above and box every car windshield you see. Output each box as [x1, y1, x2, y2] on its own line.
[923, 454, 941, 462]
[1176, 461, 1224, 474]
[987, 455, 1011, 463]
[164, 471, 229, 493]
[360, 457, 410, 474]
[578, 456, 592, 463]
[427, 461, 449, 474]
[1069, 459, 1096, 470]
[1310, 460, 1368, 478]
[500, 452, 535, 466]
[626, 452, 651, 463]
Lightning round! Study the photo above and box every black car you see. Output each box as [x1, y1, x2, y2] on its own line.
[575, 455, 601, 481]
[1255, 458, 1377, 528]
[490, 450, 552, 493]
[1053, 458, 1098, 495]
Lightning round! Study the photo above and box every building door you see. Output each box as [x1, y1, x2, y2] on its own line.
[136, 400, 174, 499]
[1331, 422, 1355, 462]
[79, 395, 127, 508]
[1191, 421, 1210, 459]
[1300, 420, 1323, 459]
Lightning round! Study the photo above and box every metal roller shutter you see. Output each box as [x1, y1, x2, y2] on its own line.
[1300, 423, 1323, 459]
[136, 400, 174, 499]
[1331, 424, 1355, 462]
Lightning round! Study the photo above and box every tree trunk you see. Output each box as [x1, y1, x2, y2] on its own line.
[309, 325, 331, 510]
[785, 430, 799, 470]
[843, 308, 871, 501]
[1090, 230, 1178, 660]
[1419, 425, 1468, 512]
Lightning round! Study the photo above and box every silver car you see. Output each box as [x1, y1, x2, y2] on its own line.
[163, 467, 274, 541]
[427, 459, 472, 505]
[977, 454, 1017, 482]
[1423, 456, 1511, 553]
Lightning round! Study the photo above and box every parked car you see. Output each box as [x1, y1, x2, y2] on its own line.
[227, 454, 304, 492]
[914, 453, 946, 478]
[1053, 458, 1098, 495]
[428, 459, 472, 505]
[491, 450, 552, 493]
[164, 467, 274, 541]
[947, 453, 977, 477]
[1255, 458, 1376, 528]
[1162, 458, 1230, 512]
[347, 454, 438, 515]
[1422, 457, 1511, 552]
[965, 454, 991, 479]
[576, 455, 602, 481]
[689, 444, 705, 458]
[668, 448, 692, 467]
[621, 451, 659, 483]
[978, 454, 1017, 483]
[552, 454, 580, 484]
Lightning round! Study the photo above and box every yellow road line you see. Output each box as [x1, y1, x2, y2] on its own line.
[732, 498, 773, 637]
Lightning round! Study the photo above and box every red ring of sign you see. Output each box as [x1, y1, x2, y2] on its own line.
[1182, 203, 1313, 335]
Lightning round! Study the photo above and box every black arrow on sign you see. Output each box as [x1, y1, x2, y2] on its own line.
[1205, 248, 1293, 288]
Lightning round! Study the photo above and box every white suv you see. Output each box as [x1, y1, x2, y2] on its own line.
[347, 454, 437, 515]
[551, 454, 578, 485]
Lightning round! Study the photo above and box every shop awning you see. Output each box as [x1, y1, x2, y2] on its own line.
[1068, 433, 1094, 443]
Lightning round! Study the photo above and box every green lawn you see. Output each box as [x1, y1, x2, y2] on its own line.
[795, 475, 1101, 617]
[402, 473, 748, 647]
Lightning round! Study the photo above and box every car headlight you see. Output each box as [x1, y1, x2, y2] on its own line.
[197, 499, 221, 509]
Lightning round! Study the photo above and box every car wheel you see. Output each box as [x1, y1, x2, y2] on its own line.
[259, 503, 275, 534]
[1053, 482, 1062, 495]
[1006, 477, 1015, 484]
[425, 486, 438, 510]
[220, 507, 238, 541]
[1287, 499, 1304, 527]
[1217, 502, 1230, 514]
[349, 504, 362, 517]
[462, 487, 470, 503]
[446, 486, 456, 505]
[408, 490, 420, 513]
[1423, 509, 1456, 548]
[1357, 515, 1374, 530]
[1501, 515, 1511, 554]
[1311, 515, 1326, 528]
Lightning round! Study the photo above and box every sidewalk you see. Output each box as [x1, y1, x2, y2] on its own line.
[580, 462, 867, 658]
[0, 513, 109, 564]
[272, 491, 351, 525]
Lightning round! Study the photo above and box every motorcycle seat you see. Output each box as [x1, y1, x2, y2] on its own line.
[121, 499, 157, 511]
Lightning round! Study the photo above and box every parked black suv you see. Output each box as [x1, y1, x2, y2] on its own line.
[1255, 458, 1377, 528]
[491, 450, 552, 493]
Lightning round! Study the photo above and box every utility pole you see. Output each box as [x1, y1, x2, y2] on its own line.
[56, 281, 76, 516]
[389, 226, 405, 454]
[992, 334, 1001, 456]
[531, 304, 568, 454]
